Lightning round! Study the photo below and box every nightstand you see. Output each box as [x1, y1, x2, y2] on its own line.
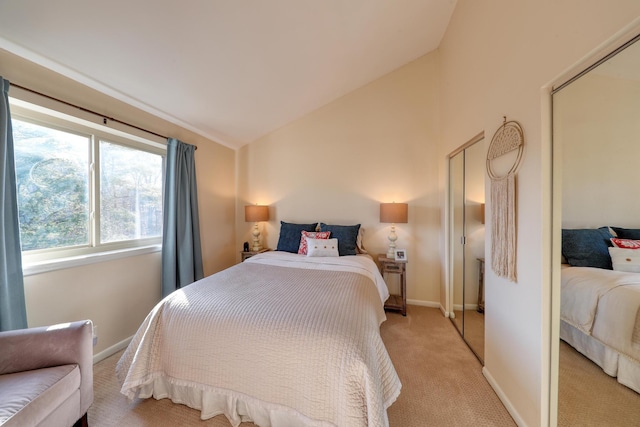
[378, 255, 407, 316]
[240, 248, 270, 262]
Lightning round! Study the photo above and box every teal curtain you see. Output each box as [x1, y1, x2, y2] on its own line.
[161, 138, 203, 297]
[0, 77, 27, 331]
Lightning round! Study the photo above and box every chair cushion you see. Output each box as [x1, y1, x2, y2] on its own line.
[0, 364, 80, 426]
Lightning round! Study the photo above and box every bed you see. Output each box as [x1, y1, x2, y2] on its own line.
[116, 250, 401, 427]
[560, 227, 640, 393]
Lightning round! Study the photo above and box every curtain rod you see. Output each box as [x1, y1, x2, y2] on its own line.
[9, 82, 197, 149]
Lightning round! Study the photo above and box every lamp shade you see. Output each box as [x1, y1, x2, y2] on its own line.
[245, 205, 269, 222]
[380, 202, 408, 223]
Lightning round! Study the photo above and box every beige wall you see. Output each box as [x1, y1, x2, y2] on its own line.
[556, 73, 640, 228]
[237, 53, 442, 305]
[438, 1, 640, 426]
[24, 253, 162, 355]
[0, 48, 237, 356]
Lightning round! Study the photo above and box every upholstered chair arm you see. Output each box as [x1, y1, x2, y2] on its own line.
[0, 320, 94, 415]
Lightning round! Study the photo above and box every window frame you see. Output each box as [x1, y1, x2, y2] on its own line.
[9, 97, 167, 271]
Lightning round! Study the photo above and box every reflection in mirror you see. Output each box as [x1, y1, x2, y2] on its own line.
[553, 34, 640, 425]
[450, 150, 465, 336]
[448, 137, 485, 363]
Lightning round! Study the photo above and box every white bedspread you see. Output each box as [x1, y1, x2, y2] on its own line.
[561, 266, 640, 360]
[116, 252, 401, 427]
[245, 252, 390, 304]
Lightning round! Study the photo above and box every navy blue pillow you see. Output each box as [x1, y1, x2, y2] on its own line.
[276, 222, 318, 253]
[610, 227, 640, 240]
[561, 227, 613, 269]
[319, 223, 360, 256]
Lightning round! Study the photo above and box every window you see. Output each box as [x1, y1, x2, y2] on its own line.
[13, 120, 91, 251]
[10, 100, 165, 265]
[99, 141, 163, 243]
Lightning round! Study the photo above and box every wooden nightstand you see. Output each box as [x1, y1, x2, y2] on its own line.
[378, 255, 407, 316]
[240, 248, 270, 262]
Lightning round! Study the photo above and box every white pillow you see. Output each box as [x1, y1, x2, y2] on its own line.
[306, 238, 339, 257]
[609, 247, 640, 273]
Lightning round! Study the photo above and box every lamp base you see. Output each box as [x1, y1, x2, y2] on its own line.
[252, 222, 262, 252]
[387, 224, 398, 259]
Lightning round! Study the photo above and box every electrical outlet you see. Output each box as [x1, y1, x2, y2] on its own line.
[93, 325, 98, 347]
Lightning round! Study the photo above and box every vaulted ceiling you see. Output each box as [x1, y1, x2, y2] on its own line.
[0, 1, 457, 149]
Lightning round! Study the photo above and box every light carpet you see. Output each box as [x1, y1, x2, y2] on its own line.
[558, 340, 640, 426]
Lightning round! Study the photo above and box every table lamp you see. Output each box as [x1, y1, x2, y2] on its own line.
[380, 202, 408, 258]
[245, 205, 269, 251]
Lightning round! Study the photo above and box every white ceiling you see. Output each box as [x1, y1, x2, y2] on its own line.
[0, 0, 456, 149]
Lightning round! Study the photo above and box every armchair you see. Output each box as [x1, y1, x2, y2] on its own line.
[0, 320, 94, 427]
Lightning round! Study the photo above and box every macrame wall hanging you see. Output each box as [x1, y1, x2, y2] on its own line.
[486, 117, 525, 282]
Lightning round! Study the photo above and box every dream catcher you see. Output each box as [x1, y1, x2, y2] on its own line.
[486, 117, 525, 282]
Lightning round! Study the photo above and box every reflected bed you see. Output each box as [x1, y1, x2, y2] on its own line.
[560, 266, 640, 393]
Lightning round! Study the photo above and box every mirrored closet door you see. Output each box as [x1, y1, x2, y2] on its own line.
[553, 33, 640, 425]
[449, 134, 485, 363]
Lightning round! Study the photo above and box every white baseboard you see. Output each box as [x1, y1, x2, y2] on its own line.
[439, 304, 449, 318]
[453, 303, 479, 311]
[406, 299, 440, 308]
[93, 336, 133, 364]
[406, 299, 448, 317]
[482, 366, 526, 427]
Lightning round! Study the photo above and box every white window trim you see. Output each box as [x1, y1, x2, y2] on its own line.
[9, 93, 167, 272]
[22, 244, 162, 276]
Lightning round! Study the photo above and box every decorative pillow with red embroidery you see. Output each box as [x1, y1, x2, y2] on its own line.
[610, 238, 640, 250]
[298, 230, 331, 254]
[307, 238, 339, 257]
[609, 247, 640, 273]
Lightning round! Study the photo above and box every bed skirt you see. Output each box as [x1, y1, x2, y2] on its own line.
[135, 375, 335, 427]
[560, 320, 640, 394]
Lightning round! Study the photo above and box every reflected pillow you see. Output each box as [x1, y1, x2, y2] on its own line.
[319, 223, 361, 256]
[561, 227, 613, 269]
[610, 238, 640, 250]
[298, 230, 331, 255]
[610, 227, 640, 240]
[306, 238, 339, 257]
[276, 222, 318, 253]
[609, 247, 640, 273]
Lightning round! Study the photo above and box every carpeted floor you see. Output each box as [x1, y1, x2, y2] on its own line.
[450, 308, 485, 362]
[461, 309, 484, 362]
[558, 340, 640, 426]
[381, 306, 512, 426]
[89, 305, 515, 426]
[89, 305, 640, 426]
